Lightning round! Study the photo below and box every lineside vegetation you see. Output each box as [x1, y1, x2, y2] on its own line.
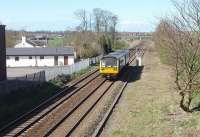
[154, 0, 200, 112]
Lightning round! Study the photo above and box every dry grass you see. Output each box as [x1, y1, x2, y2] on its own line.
[101, 41, 200, 137]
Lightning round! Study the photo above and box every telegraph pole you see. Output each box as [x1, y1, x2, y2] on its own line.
[0, 25, 7, 81]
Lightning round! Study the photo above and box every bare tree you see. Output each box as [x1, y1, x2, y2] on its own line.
[101, 10, 112, 33]
[154, 0, 200, 112]
[110, 15, 118, 46]
[74, 9, 88, 32]
[93, 8, 103, 33]
[89, 13, 92, 31]
[66, 8, 120, 58]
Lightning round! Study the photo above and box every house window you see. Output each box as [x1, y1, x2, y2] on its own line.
[40, 56, 44, 59]
[6, 56, 10, 60]
[15, 56, 19, 61]
[29, 56, 32, 59]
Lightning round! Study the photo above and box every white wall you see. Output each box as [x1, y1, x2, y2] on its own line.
[58, 56, 64, 66]
[7, 56, 35, 67]
[36, 56, 54, 67]
[68, 56, 74, 65]
[6, 55, 74, 67]
[7, 56, 54, 67]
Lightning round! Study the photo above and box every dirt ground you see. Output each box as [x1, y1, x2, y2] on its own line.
[101, 41, 200, 137]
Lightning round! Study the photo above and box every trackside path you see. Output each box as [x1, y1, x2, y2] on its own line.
[101, 42, 200, 137]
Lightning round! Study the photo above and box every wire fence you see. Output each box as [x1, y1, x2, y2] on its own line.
[44, 55, 102, 81]
[44, 59, 90, 81]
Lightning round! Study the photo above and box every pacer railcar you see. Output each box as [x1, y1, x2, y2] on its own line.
[99, 49, 130, 79]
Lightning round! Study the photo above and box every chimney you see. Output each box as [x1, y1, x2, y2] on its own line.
[22, 36, 26, 44]
[0, 25, 7, 81]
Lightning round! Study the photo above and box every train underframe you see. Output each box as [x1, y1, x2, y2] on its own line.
[101, 73, 118, 80]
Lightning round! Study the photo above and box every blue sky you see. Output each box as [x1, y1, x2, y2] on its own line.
[0, 0, 174, 32]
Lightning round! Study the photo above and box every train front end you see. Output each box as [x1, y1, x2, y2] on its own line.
[99, 57, 119, 79]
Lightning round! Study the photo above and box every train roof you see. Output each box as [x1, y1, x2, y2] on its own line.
[102, 49, 129, 59]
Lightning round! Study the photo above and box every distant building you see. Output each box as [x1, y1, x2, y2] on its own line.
[117, 32, 152, 40]
[15, 36, 47, 48]
[6, 47, 75, 67]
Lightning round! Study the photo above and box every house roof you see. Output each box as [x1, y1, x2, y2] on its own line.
[6, 47, 75, 56]
[26, 40, 46, 47]
[15, 36, 47, 47]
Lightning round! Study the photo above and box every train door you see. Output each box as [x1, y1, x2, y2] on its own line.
[64, 56, 68, 65]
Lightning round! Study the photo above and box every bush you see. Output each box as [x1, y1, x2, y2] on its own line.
[51, 74, 71, 87]
[112, 40, 129, 51]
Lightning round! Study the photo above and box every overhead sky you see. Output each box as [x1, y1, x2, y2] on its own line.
[0, 0, 174, 32]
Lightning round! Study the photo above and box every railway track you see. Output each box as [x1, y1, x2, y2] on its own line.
[92, 48, 145, 137]
[40, 49, 142, 137]
[46, 75, 129, 137]
[43, 79, 112, 137]
[22, 75, 106, 137]
[0, 68, 100, 136]
[0, 48, 143, 137]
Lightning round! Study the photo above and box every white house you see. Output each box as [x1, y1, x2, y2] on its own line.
[15, 36, 46, 48]
[6, 47, 75, 67]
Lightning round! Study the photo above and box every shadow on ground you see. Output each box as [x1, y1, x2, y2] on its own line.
[118, 66, 144, 83]
[191, 102, 200, 112]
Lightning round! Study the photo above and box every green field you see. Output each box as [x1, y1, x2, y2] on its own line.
[49, 37, 64, 48]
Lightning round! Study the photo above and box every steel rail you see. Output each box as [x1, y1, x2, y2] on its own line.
[64, 81, 114, 137]
[46, 50, 139, 137]
[91, 81, 128, 137]
[0, 68, 99, 136]
[92, 49, 145, 137]
[43, 78, 107, 137]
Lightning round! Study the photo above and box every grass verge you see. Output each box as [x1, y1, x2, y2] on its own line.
[102, 43, 200, 137]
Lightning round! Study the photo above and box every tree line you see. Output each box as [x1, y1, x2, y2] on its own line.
[154, 0, 200, 112]
[64, 8, 129, 58]
[5, 8, 129, 58]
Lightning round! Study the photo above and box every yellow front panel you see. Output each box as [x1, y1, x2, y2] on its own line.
[100, 67, 118, 74]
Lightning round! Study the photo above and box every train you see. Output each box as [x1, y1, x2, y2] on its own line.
[99, 49, 130, 79]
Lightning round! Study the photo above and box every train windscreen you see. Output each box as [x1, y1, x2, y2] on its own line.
[101, 57, 117, 67]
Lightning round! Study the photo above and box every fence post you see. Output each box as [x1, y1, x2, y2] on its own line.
[33, 73, 36, 81]
[39, 71, 41, 82]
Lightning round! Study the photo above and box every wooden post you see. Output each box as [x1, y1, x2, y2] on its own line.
[0, 25, 7, 81]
